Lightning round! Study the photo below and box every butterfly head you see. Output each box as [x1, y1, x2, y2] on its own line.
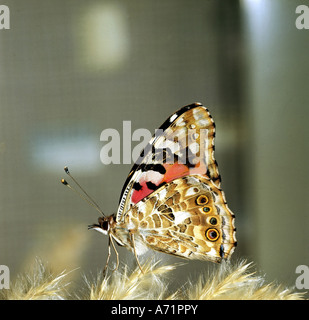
[88, 215, 116, 236]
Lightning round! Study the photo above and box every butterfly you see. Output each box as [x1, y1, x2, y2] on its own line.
[62, 102, 237, 273]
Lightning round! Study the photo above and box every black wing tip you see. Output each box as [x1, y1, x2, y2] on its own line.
[183, 102, 204, 110]
[174, 102, 206, 118]
[159, 102, 206, 131]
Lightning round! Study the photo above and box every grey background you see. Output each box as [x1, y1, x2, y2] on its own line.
[0, 0, 308, 293]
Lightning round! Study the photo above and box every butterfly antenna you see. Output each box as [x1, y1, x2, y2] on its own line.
[61, 166, 105, 217]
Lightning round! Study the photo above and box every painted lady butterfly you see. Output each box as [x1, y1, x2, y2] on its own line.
[63, 103, 237, 273]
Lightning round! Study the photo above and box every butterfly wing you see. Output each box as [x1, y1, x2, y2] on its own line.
[119, 175, 236, 263]
[116, 102, 221, 222]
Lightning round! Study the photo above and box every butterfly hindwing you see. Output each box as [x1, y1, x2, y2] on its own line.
[117, 103, 221, 222]
[119, 175, 236, 262]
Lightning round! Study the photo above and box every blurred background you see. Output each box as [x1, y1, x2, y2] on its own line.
[0, 0, 308, 295]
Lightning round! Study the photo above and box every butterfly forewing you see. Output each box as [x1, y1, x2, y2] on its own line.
[117, 103, 221, 222]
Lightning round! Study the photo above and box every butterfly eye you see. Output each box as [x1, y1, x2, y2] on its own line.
[99, 219, 109, 231]
[102, 221, 109, 230]
[196, 195, 209, 206]
[206, 228, 219, 242]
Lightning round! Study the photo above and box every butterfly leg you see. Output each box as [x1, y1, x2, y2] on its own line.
[102, 236, 112, 276]
[130, 232, 144, 274]
[103, 235, 119, 276]
[109, 235, 120, 272]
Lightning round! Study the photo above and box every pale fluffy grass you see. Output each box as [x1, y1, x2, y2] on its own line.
[175, 260, 305, 300]
[81, 259, 178, 300]
[0, 259, 69, 300]
[0, 259, 306, 300]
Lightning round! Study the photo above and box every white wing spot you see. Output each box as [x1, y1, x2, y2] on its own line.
[158, 187, 167, 201]
[189, 142, 200, 154]
[174, 211, 191, 225]
[175, 118, 186, 127]
[136, 201, 147, 213]
[169, 113, 178, 122]
[198, 119, 208, 127]
[193, 108, 202, 120]
[185, 187, 199, 197]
